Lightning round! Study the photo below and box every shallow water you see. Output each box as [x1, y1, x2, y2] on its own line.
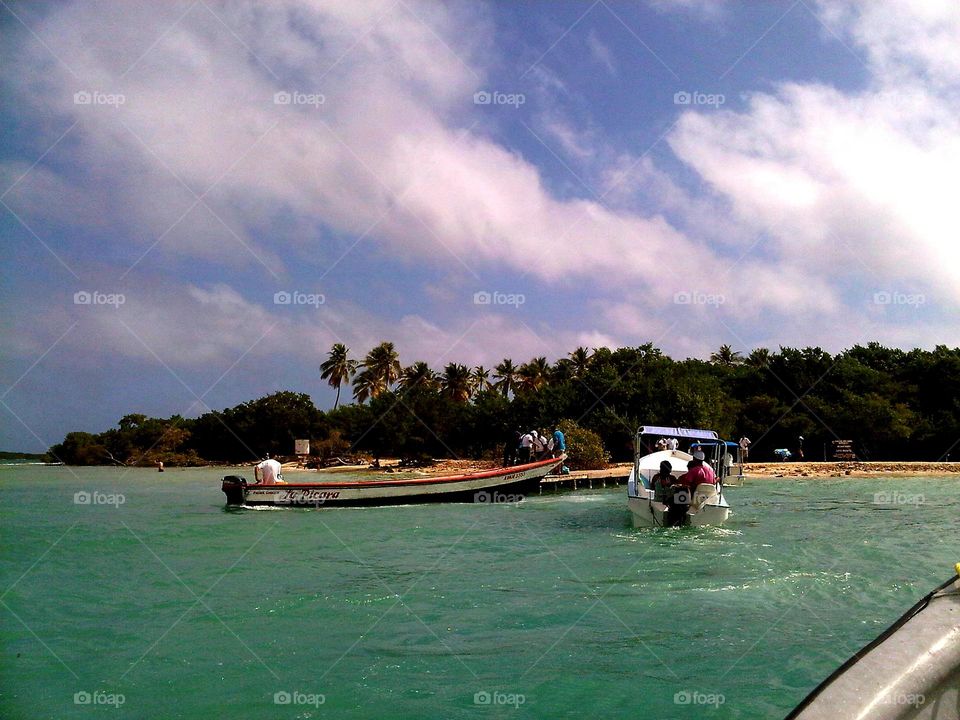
[1, 466, 957, 719]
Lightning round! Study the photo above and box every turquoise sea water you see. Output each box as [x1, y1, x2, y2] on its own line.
[1, 466, 957, 719]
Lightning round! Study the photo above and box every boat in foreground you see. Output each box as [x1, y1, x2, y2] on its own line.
[626, 425, 731, 527]
[786, 569, 960, 720]
[222, 455, 564, 507]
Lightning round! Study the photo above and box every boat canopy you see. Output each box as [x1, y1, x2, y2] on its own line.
[637, 426, 718, 441]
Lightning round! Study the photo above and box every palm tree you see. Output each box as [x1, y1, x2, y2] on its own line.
[552, 358, 574, 382]
[352, 341, 402, 402]
[441, 363, 472, 402]
[747, 347, 771, 369]
[493, 358, 518, 397]
[710, 344, 743, 367]
[398, 361, 437, 392]
[569, 346, 592, 378]
[320, 343, 358, 409]
[518, 357, 551, 392]
[470, 365, 492, 395]
[351, 368, 380, 404]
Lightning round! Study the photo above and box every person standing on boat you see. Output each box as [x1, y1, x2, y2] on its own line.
[532, 431, 546, 459]
[655, 437, 667, 452]
[666, 437, 678, 451]
[518, 431, 534, 464]
[254, 454, 283, 485]
[552, 427, 566, 458]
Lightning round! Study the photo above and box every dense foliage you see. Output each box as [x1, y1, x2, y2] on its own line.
[48, 342, 960, 466]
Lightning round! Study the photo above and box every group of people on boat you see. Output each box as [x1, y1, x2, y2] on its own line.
[649, 448, 716, 503]
[505, 427, 565, 465]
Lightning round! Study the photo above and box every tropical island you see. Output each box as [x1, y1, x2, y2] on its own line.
[45, 341, 960, 469]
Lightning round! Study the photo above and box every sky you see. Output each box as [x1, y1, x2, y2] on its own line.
[2, 0, 959, 452]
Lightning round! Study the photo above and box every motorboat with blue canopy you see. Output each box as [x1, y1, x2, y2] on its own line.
[627, 425, 731, 527]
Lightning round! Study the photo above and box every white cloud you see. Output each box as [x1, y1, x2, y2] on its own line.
[586, 30, 617, 76]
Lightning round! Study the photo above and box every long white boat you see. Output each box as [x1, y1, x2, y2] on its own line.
[786, 570, 960, 720]
[626, 425, 731, 527]
[221, 455, 564, 507]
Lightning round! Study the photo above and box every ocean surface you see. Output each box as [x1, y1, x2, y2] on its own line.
[1, 466, 957, 719]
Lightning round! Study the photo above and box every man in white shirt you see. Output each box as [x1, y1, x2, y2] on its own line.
[667, 437, 678, 451]
[255, 455, 283, 485]
[518, 432, 534, 463]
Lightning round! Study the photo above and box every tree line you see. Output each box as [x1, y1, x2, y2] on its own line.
[48, 341, 960, 466]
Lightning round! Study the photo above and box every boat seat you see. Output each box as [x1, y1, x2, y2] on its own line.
[690, 483, 718, 513]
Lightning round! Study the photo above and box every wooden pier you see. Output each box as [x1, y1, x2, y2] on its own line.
[539, 470, 629, 492]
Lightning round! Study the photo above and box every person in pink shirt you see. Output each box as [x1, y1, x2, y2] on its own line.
[679, 450, 716, 487]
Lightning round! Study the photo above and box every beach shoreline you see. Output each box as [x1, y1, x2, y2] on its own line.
[274, 459, 960, 480]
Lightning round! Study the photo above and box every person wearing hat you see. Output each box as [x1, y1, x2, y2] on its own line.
[680, 450, 716, 487]
[651, 460, 676, 503]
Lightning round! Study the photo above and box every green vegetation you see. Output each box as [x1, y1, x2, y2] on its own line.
[0, 451, 46, 461]
[48, 342, 960, 466]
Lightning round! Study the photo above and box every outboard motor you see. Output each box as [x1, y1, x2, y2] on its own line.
[664, 485, 691, 527]
[221, 475, 247, 505]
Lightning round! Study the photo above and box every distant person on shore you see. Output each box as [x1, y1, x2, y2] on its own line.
[552, 428, 566, 457]
[739, 436, 751, 461]
[797, 435, 805, 460]
[156, 460, 164, 473]
[518, 431, 534, 464]
[651, 460, 676, 502]
[255, 454, 283, 485]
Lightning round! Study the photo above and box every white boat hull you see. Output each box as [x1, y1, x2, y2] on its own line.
[627, 486, 731, 528]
